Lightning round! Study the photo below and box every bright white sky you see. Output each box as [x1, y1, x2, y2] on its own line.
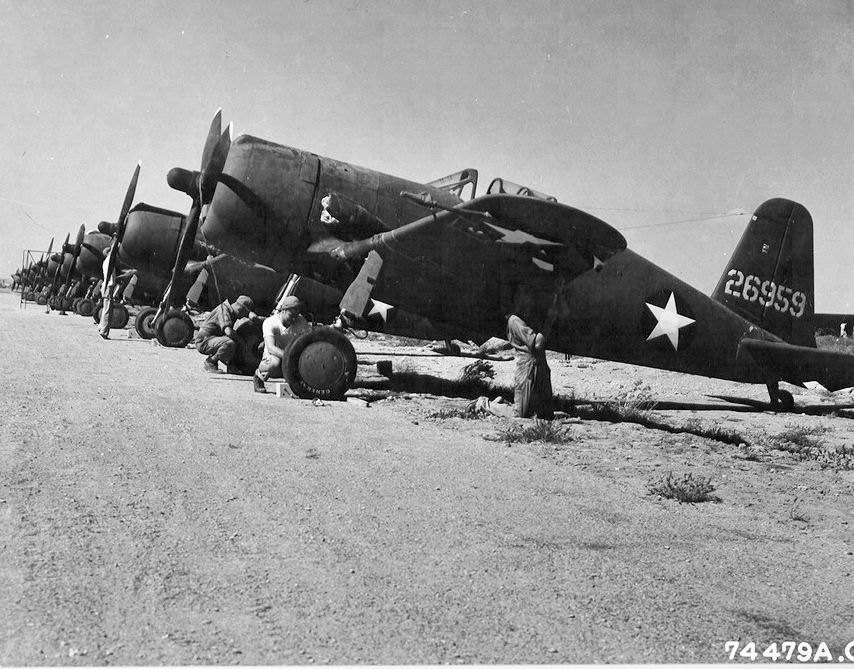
[2, 0, 853, 309]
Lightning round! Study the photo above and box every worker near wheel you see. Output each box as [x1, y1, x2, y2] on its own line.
[195, 295, 255, 374]
[253, 295, 311, 393]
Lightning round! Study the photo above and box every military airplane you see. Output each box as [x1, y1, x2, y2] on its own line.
[149, 111, 854, 409]
[96, 172, 294, 345]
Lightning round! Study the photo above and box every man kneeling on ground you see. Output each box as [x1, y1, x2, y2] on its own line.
[253, 296, 311, 393]
[195, 294, 255, 374]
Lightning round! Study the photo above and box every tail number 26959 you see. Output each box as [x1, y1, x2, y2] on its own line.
[723, 269, 806, 318]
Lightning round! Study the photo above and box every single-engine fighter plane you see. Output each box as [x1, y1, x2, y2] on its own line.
[155, 111, 854, 409]
[99, 191, 293, 344]
[113, 203, 292, 344]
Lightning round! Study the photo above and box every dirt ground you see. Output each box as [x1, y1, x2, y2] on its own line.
[2, 288, 854, 665]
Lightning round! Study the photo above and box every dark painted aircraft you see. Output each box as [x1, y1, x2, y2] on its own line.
[97, 182, 293, 344]
[151, 111, 854, 409]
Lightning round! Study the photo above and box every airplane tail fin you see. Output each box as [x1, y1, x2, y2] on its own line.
[712, 198, 815, 347]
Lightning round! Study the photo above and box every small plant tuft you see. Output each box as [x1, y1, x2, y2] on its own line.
[788, 497, 809, 523]
[426, 404, 487, 420]
[459, 359, 495, 383]
[590, 383, 658, 423]
[648, 471, 719, 503]
[769, 425, 826, 454]
[503, 419, 573, 444]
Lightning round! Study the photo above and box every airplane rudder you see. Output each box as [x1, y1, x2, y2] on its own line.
[713, 199, 815, 345]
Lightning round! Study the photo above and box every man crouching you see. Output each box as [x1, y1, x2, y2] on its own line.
[196, 295, 255, 373]
[253, 296, 311, 393]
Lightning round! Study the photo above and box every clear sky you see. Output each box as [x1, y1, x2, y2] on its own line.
[3, 0, 853, 310]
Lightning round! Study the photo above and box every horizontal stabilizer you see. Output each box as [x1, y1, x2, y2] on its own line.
[739, 338, 854, 391]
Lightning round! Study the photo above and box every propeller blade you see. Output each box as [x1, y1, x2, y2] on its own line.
[215, 173, 268, 220]
[155, 111, 228, 319]
[104, 163, 141, 287]
[60, 224, 86, 295]
[80, 242, 106, 264]
[199, 108, 223, 174]
[154, 202, 201, 320]
[51, 233, 70, 293]
[116, 162, 141, 245]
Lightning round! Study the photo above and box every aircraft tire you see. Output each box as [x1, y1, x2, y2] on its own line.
[61, 296, 75, 312]
[37, 294, 48, 306]
[134, 306, 158, 340]
[283, 326, 357, 401]
[76, 298, 95, 317]
[93, 303, 130, 329]
[25, 291, 36, 301]
[111, 303, 130, 329]
[154, 309, 195, 348]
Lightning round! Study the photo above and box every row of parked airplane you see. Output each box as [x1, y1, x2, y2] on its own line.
[13, 109, 854, 409]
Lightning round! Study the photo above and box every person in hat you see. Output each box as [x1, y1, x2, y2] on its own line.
[253, 295, 311, 393]
[195, 294, 256, 373]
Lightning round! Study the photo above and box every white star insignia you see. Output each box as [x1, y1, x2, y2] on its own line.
[368, 299, 394, 323]
[645, 292, 695, 351]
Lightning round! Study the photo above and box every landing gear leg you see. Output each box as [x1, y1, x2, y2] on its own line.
[766, 382, 794, 412]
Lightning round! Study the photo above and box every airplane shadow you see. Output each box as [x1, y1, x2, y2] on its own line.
[353, 370, 854, 418]
[707, 395, 854, 417]
[355, 350, 513, 362]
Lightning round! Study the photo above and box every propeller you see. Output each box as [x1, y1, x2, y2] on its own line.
[79, 241, 106, 265]
[50, 232, 71, 294]
[58, 224, 86, 299]
[103, 163, 142, 291]
[155, 109, 232, 319]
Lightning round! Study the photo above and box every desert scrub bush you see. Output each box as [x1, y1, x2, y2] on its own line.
[814, 444, 854, 471]
[648, 471, 719, 503]
[503, 419, 573, 444]
[426, 404, 486, 420]
[459, 359, 495, 383]
[588, 382, 658, 422]
[768, 425, 826, 455]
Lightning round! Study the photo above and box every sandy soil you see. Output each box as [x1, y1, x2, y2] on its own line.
[1, 288, 853, 664]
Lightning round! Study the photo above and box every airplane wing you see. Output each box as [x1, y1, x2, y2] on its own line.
[739, 338, 854, 391]
[333, 193, 626, 339]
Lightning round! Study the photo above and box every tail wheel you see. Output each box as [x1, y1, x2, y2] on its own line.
[283, 326, 357, 400]
[155, 308, 195, 348]
[134, 306, 158, 340]
[777, 389, 795, 413]
[76, 298, 95, 317]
